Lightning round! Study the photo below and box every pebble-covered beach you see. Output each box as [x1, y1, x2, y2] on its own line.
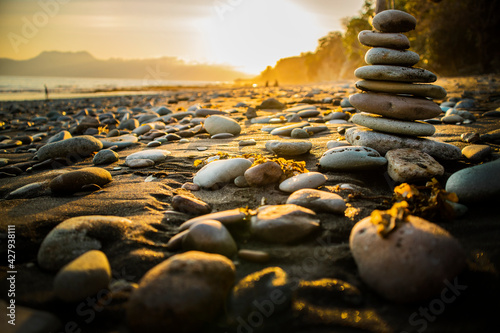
[1, 10, 500, 333]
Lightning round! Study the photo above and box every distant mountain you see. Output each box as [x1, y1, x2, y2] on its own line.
[0, 51, 251, 82]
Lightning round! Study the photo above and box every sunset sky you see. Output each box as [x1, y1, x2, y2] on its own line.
[0, 0, 365, 75]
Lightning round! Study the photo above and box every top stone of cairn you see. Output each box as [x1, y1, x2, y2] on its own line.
[372, 10, 417, 33]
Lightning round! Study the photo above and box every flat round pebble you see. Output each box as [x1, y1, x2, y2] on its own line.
[204, 115, 241, 136]
[125, 149, 171, 166]
[372, 9, 417, 33]
[53, 250, 112, 302]
[127, 251, 235, 333]
[291, 128, 310, 138]
[365, 47, 419, 66]
[49, 167, 112, 194]
[93, 149, 119, 165]
[99, 134, 138, 149]
[446, 159, 500, 203]
[172, 194, 212, 216]
[237, 249, 271, 263]
[37, 136, 103, 162]
[355, 80, 447, 100]
[358, 30, 410, 49]
[238, 139, 256, 146]
[355, 65, 437, 83]
[319, 146, 387, 171]
[127, 158, 155, 168]
[182, 220, 237, 257]
[350, 214, 466, 303]
[211, 133, 234, 139]
[244, 161, 283, 186]
[461, 145, 491, 161]
[351, 113, 436, 137]
[279, 172, 328, 193]
[286, 189, 346, 214]
[251, 204, 320, 243]
[193, 158, 252, 188]
[265, 140, 312, 156]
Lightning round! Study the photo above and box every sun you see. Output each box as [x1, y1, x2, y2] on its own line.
[200, 0, 325, 75]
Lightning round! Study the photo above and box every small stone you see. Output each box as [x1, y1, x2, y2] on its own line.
[193, 158, 252, 188]
[358, 30, 410, 49]
[386, 148, 444, 182]
[355, 80, 447, 100]
[365, 47, 419, 66]
[446, 159, 500, 203]
[291, 128, 310, 138]
[93, 149, 119, 165]
[265, 140, 312, 156]
[244, 161, 283, 186]
[127, 159, 155, 168]
[445, 108, 476, 121]
[181, 182, 200, 191]
[462, 145, 491, 161]
[182, 220, 237, 257]
[36, 136, 103, 162]
[279, 172, 328, 193]
[481, 129, 500, 143]
[6, 181, 50, 200]
[237, 249, 271, 263]
[455, 99, 476, 110]
[355, 65, 437, 83]
[204, 115, 241, 136]
[38, 216, 133, 271]
[257, 98, 285, 109]
[238, 139, 256, 146]
[172, 194, 212, 216]
[352, 113, 436, 137]
[346, 127, 461, 160]
[286, 189, 346, 214]
[147, 141, 161, 147]
[211, 133, 234, 139]
[234, 175, 249, 187]
[49, 167, 112, 194]
[319, 146, 387, 171]
[441, 114, 464, 124]
[372, 9, 417, 33]
[460, 132, 480, 143]
[270, 121, 309, 136]
[127, 251, 235, 333]
[349, 92, 442, 120]
[350, 214, 466, 303]
[53, 250, 112, 302]
[179, 209, 247, 231]
[47, 130, 72, 144]
[99, 134, 138, 149]
[251, 204, 320, 243]
[326, 140, 351, 149]
[125, 149, 171, 166]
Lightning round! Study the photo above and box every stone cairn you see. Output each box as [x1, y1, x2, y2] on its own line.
[346, 10, 460, 161]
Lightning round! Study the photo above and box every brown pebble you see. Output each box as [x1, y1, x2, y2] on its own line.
[172, 194, 211, 216]
[182, 182, 200, 191]
[238, 249, 270, 263]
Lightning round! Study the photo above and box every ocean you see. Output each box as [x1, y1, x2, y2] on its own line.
[0, 75, 219, 101]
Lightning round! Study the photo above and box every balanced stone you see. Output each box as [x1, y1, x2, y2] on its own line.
[286, 189, 346, 214]
[445, 159, 500, 203]
[372, 9, 417, 33]
[193, 158, 252, 188]
[346, 127, 461, 160]
[265, 140, 312, 156]
[349, 92, 442, 120]
[355, 65, 437, 83]
[319, 146, 387, 171]
[365, 48, 420, 67]
[182, 220, 237, 257]
[38, 215, 133, 271]
[386, 148, 444, 182]
[36, 136, 103, 162]
[204, 115, 241, 136]
[53, 250, 112, 302]
[49, 167, 112, 194]
[251, 205, 320, 243]
[244, 161, 283, 186]
[125, 149, 171, 166]
[358, 30, 410, 49]
[351, 113, 436, 137]
[127, 251, 235, 333]
[355, 80, 447, 100]
[278, 172, 328, 193]
[350, 213, 466, 303]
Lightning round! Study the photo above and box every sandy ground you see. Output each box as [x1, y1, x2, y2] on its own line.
[0, 76, 499, 332]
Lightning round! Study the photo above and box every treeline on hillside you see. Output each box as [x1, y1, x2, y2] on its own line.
[253, 0, 500, 85]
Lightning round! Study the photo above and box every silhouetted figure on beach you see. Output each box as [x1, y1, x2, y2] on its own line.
[274, 80, 279, 87]
[265, 81, 269, 87]
[44, 84, 49, 100]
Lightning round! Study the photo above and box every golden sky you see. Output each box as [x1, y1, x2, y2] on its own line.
[0, 0, 365, 75]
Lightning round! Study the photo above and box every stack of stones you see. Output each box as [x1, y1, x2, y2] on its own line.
[346, 10, 460, 161]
